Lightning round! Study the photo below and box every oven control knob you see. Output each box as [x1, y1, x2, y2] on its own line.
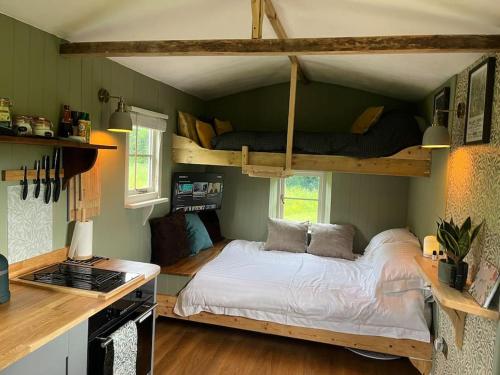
[105, 309, 113, 320]
[135, 290, 143, 299]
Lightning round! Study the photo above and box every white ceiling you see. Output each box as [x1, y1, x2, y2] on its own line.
[1, 0, 499, 101]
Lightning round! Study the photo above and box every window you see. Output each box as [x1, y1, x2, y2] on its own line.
[125, 107, 168, 206]
[269, 171, 332, 223]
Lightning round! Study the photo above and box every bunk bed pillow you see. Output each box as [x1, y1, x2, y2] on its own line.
[363, 228, 420, 256]
[196, 120, 216, 149]
[263, 218, 308, 253]
[307, 223, 355, 260]
[178, 111, 200, 145]
[149, 210, 190, 266]
[350, 106, 384, 134]
[185, 212, 214, 255]
[214, 118, 233, 135]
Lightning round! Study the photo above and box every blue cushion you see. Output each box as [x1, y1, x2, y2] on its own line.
[185, 213, 213, 255]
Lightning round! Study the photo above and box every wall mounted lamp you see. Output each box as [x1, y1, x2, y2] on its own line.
[98, 88, 132, 133]
[422, 104, 465, 149]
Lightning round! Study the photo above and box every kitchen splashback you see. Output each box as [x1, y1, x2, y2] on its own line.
[7, 185, 53, 263]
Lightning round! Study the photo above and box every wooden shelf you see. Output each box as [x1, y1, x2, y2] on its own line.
[0, 135, 117, 150]
[0, 135, 117, 188]
[414, 256, 499, 349]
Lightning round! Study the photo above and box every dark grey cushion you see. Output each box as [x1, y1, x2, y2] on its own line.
[212, 131, 286, 152]
[263, 218, 308, 253]
[307, 223, 355, 260]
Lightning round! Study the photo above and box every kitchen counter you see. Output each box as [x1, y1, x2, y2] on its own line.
[0, 256, 160, 372]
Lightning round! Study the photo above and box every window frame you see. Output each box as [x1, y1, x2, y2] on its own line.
[124, 125, 163, 206]
[269, 171, 332, 223]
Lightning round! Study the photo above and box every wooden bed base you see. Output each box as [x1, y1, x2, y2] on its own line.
[172, 134, 432, 178]
[157, 294, 433, 374]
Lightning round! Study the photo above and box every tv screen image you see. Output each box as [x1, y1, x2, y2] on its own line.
[172, 172, 224, 212]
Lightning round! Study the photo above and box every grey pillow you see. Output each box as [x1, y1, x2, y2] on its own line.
[263, 218, 308, 253]
[307, 223, 355, 260]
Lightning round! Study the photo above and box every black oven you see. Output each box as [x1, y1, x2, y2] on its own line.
[87, 281, 156, 375]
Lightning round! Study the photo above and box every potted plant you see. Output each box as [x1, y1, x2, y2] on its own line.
[436, 217, 483, 291]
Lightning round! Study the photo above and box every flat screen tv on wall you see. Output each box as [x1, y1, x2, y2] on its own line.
[172, 172, 224, 212]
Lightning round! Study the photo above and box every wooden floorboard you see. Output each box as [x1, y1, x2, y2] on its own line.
[154, 318, 420, 375]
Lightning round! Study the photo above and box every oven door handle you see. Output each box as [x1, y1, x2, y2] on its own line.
[99, 303, 157, 348]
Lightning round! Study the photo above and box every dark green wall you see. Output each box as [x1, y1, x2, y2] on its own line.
[0, 14, 205, 261]
[207, 81, 413, 132]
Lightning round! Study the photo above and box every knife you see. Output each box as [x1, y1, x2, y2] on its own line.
[21, 166, 28, 200]
[53, 148, 61, 202]
[34, 160, 41, 198]
[44, 155, 51, 204]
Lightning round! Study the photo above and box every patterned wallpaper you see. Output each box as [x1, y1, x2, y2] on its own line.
[434, 54, 500, 374]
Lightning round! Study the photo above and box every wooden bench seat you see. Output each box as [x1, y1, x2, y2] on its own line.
[160, 239, 232, 277]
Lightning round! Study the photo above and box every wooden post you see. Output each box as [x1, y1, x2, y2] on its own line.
[285, 63, 298, 172]
[251, 0, 263, 39]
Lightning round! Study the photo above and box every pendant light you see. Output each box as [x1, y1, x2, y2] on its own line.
[98, 88, 132, 133]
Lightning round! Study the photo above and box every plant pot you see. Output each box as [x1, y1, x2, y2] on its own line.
[438, 259, 456, 285]
[454, 261, 469, 292]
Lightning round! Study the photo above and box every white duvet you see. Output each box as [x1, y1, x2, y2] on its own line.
[174, 240, 430, 342]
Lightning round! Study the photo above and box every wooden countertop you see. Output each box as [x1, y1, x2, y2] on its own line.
[0, 256, 160, 372]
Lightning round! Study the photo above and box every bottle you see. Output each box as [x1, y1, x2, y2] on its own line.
[0, 98, 12, 129]
[432, 250, 437, 261]
[77, 112, 87, 140]
[58, 105, 73, 138]
[0, 253, 10, 304]
[85, 114, 91, 143]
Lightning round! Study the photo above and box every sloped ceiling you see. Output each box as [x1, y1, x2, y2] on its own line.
[1, 0, 499, 100]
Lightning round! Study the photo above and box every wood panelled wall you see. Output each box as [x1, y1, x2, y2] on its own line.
[0, 14, 204, 261]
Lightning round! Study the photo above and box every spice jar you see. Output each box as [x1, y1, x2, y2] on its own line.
[31, 117, 54, 137]
[0, 98, 12, 128]
[13, 115, 32, 136]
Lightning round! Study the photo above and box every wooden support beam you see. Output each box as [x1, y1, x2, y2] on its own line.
[285, 62, 298, 172]
[60, 34, 500, 57]
[264, 0, 308, 83]
[251, 0, 264, 39]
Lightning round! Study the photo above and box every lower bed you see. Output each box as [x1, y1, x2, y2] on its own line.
[173, 239, 430, 343]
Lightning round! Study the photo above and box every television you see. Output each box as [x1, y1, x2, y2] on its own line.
[172, 172, 224, 212]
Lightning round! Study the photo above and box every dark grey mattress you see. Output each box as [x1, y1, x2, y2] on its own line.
[211, 111, 422, 158]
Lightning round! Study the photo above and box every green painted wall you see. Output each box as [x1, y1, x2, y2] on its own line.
[206, 82, 413, 251]
[406, 76, 455, 242]
[0, 14, 205, 262]
[208, 81, 413, 132]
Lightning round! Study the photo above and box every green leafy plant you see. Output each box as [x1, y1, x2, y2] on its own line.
[436, 217, 483, 265]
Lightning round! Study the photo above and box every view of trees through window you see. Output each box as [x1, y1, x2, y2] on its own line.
[129, 125, 153, 192]
[282, 175, 320, 223]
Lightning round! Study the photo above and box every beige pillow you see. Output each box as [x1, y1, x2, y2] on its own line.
[350, 106, 384, 134]
[214, 118, 233, 135]
[178, 111, 200, 144]
[263, 218, 308, 253]
[307, 223, 355, 260]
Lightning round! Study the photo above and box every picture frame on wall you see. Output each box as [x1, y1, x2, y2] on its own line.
[433, 87, 450, 128]
[464, 57, 496, 145]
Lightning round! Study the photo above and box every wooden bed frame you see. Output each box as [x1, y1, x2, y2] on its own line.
[157, 240, 433, 374]
[172, 133, 432, 178]
[157, 294, 432, 374]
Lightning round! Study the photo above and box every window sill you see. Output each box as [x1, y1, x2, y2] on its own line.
[125, 197, 169, 209]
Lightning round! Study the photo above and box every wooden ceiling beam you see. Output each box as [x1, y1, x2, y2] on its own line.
[251, 0, 264, 39]
[59, 34, 500, 57]
[264, 0, 308, 83]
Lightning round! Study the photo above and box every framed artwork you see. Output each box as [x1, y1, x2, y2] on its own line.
[469, 260, 499, 308]
[464, 57, 496, 145]
[433, 87, 450, 128]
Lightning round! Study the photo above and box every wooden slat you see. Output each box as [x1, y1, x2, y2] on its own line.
[285, 62, 298, 171]
[0, 135, 116, 149]
[264, 0, 308, 82]
[157, 294, 433, 361]
[172, 134, 432, 177]
[414, 256, 499, 321]
[160, 239, 232, 276]
[251, 0, 263, 39]
[60, 34, 500, 57]
[2, 168, 64, 182]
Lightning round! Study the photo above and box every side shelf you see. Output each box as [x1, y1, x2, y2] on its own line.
[414, 256, 499, 349]
[172, 134, 432, 178]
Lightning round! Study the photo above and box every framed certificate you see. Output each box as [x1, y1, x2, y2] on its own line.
[464, 57, 496, 145]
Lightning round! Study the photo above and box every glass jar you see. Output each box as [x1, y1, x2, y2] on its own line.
[31, 117, 54, 137]
[13, 115, 32, 136]
[0, 98, 12, 128]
